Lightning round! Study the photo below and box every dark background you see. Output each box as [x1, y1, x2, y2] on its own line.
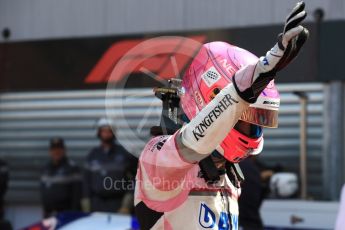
[0, 21, 343, 92]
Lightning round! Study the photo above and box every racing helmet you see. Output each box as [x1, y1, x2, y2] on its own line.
[270, 172, 299, 198]
[180, 41, 280, 162]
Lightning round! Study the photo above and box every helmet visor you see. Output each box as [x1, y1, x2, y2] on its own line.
[240, 107, 278, 128]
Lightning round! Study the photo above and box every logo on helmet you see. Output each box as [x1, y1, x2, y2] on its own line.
[194, 91, 204, 107]
[220, 59, 237, 76]
[263, 101, 280, 106]
[201, 67, 221, 87]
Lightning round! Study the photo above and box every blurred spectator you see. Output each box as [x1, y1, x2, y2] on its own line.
[40, 138, 82, 218]
[238, 157, 265, 230]
[0, 158, 12, 230]
[335, 184, 345, 230]
[82, 118, 137, 214]
[0, 159, 9, 219]
[238, 157, 278, 230]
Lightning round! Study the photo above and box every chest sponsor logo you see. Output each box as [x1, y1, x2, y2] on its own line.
[193, 94, 239, 141]
[150, 136, 168, 152]
[199, 203, 238, 230]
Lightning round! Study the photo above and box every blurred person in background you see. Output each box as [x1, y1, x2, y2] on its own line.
[237, 157, 279, 230]
[238, 157, 265, 230]
[0, 159, 9, 220]
[0, 159, 12, 230]
[40, 137, 82, 218]
[82, 118, 137, 214]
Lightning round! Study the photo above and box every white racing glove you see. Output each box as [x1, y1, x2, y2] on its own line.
[234, 1, 309, 103]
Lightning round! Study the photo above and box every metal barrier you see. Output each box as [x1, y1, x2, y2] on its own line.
[0, 83, 325, 203]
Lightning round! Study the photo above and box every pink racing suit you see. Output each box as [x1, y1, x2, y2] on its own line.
[134, 2, 308, 225]
[134, 133, 241, 230]
[134, 44, 259, 229]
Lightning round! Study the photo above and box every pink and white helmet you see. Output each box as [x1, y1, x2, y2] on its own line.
[180, 41, 280, 162]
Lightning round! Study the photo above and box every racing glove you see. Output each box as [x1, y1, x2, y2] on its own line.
[234, 1, 309, 103]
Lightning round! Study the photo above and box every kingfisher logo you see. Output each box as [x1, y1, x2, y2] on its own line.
[198, 203, 238, 230]
[84, 35, 206, 84]
[192, 94, 239, 141]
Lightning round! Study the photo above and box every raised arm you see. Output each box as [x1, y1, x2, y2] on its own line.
[178, 1, 309, 162]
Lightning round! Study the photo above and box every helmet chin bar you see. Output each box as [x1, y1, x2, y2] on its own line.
[218, 128, 264, 163]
